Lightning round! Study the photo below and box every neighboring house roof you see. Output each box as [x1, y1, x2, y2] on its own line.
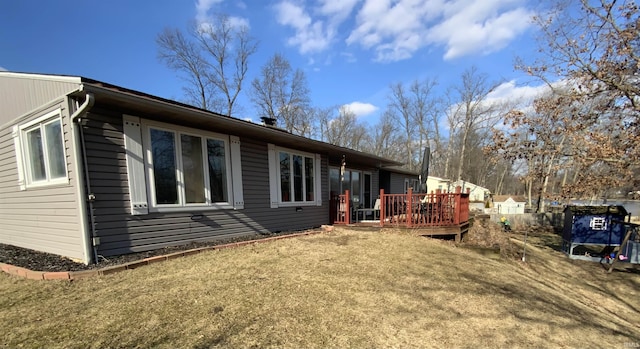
[493, 195, 527, 203]
[453, 180, 491, 194]
[427, 175, 451, 182]
[0, 71, 402, 169]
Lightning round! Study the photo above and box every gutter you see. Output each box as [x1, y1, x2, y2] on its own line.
[81, 83, 402, 168]
[69, 91, 96, 264]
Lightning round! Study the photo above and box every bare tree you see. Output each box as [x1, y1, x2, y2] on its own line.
[250, 53, 311, 134]
[523, 0, 639, 111]
[157, 13, 258, 117]
[409, 78, 441, 172]
[366, 111, 404, 161]
[386, 81, 430, 171]
[517, 0, 640, 197]
[447, 67, 503, 182]
[322, 106, 370, 151]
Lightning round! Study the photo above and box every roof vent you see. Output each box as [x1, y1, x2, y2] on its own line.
[260, 117, 276, 126]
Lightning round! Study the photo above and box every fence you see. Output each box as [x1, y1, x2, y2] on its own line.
[335, 187, 470, 228]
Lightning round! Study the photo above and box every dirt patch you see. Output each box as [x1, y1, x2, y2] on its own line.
[463, 216, 520, 259]
[0, 230, 316, 272]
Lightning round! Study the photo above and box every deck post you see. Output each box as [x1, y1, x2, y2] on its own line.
[379, 189, 385, 227]
[345, 190, 350, 224]
[454, 186, 461, 225]
[435, 189, 442, 224]
[407, 187, 413, 227]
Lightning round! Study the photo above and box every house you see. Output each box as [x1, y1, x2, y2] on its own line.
[425, 175, 452, 193]
[452, 180, 490, 202]
[378, 169, 453, 196]
[492, 195, 526, 214]
[0, 71, 402, 264]
[379, 167, 420, 196]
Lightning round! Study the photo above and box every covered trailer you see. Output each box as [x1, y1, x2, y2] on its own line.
[562, 205, 629, 261]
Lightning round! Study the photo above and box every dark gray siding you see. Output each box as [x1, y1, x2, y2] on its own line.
[389, 172, 414, 194]
[389, 172, 407, 194]
[83, 107, 330, 257]
[0, 100, 85, 261]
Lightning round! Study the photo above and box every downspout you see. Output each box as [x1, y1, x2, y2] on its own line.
[70, 92, 96, 264]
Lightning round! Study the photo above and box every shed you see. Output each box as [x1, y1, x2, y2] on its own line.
[492, 195, 526, 214]
[562, 205, 629, 261]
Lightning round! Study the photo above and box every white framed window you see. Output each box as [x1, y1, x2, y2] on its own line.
[12, 109, 68, 190]
[123, 115, 244, 214]
[589, 217, 607, 230]
[268, 144, 321, 208]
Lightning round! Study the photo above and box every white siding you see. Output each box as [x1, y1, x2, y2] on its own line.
[0, 100, 85, 261]
[0, 73, 81, 127]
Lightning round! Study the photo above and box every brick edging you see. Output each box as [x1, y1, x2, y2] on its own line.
[0, 228, 328, 281]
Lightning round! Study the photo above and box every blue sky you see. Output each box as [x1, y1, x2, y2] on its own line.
[0, 0, 549, 125]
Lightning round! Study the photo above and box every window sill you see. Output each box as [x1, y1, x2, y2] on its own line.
[148, 203, 235, 213]
[276, 202, 318, 208]
[23, 178, 70, 190]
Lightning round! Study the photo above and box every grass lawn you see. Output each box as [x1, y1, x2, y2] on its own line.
[1, 227, 639, 349]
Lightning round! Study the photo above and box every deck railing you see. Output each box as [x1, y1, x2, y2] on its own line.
[334, 187, 470, 227]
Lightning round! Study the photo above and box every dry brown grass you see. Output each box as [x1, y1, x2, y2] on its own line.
[1, 227, 639, 349]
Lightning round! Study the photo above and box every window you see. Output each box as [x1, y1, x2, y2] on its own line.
[146, 126, 232, 208]
[123, 115, 243, 214]
[278, 151, 313, 203]
[268, 144, 321, 207]
[13, 109, 68, 189]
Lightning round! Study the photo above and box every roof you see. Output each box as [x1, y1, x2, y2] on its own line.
[493, 195, 527, 203]
[1, 71, 402, 169]
[454, 180, 491, 193]
[426, 175, 451, 182]
[564, 205, 628, 216]
[381, 166, 419, 176]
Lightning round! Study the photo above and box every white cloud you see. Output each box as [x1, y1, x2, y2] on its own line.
[350, 0, 535, 62]
[0, 66, 7, 71]
[274, 1, 333, 54]
[276, 0, 535, 62]
[195, 0, 250, 30]
[227, 16, 250, 29]
[340, 52, 357, 63]
[427, 2, 534, 59]
[195, 0, 224, 22]
[274, 0, 361, 55]
[317, 0, 360, 23]
[487, 80, 550, 104]
[342, 101, 378, 117]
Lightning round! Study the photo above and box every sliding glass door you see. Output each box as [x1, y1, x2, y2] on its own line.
[329, 168, 372, 208]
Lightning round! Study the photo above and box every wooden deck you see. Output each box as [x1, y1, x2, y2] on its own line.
[346, 220, 471, 242]
[333, 187, 471, 241]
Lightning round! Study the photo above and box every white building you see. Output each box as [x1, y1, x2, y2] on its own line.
[493, 195, 527, 214]
[452, 180, 491, 202]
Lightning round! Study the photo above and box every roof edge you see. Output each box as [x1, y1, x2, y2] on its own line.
[0, 71, 82, 84]
[78, 80, 403, 168]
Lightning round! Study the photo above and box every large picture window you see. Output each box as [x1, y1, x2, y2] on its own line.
[13, 110, 68, 189]
[145, 123, 233, 209]
[123, 115, 243, 215]
[268, 144, 321, 207]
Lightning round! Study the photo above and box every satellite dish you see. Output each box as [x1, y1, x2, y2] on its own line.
[420, 147, 430, 193]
